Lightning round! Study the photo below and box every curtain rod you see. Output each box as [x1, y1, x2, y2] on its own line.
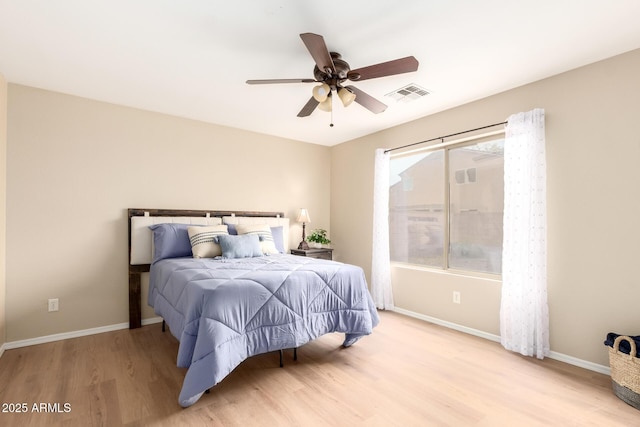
[384, 120, 508, 154]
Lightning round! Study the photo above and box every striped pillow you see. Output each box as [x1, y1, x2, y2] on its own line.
[188, 225, 229, 258]
[235, 223, 279, 255]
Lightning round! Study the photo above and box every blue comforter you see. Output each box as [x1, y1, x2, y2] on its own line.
[148, 254, 379, 407]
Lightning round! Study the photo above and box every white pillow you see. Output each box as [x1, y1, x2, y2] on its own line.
[188, 225, 229, 258]
[235, 223, 279, 255]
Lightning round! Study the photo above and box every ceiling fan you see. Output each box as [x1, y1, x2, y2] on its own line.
[246, 33, 419, 118]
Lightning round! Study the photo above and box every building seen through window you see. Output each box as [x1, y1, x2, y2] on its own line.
[389, 138, 504, 274]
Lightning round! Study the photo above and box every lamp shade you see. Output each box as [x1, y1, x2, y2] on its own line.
[338, 87, 356, 107]
[312, 83, 330, 103]
[297, 208, 311, 223]
[318, 94, 332, 112]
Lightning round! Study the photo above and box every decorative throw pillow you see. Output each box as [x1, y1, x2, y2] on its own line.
[235, 223, 279, 255]
[188, 225, 229, 258]
[270, 226, 285, 253]
[149, 223, 195, 263]
[217, 234, 263, 259]
[225, 223, 238, 235]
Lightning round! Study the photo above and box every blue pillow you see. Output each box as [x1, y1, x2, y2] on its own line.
[270, 226, 285, 253]
[224, 223, 284, 253]
[149, 223, 197, 263]
[225, 223, 238, 235]
[217, 234, 263, 259]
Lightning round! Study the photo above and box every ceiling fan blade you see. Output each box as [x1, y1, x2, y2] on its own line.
[345, 85, 387, 114]
[348, 56, 419, 81]
[297, 97, 319, 117]
[300, 33, 335, 74]
[246, 78, 316, 84]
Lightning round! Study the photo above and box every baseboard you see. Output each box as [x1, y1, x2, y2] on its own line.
[142, 316, 164, 326]
[392, 307, 610, 376]
[393, 307, 501, 343]
[548, 350, 610, 375]
[2, 316, 163, 352]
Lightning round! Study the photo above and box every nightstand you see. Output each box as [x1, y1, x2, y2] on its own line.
[290, 248, 333, 260]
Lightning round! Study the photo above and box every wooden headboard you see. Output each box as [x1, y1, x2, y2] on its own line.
[127, 208, 286, 328]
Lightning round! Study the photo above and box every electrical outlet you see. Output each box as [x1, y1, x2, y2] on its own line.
[453, 291, 461, 304]
[48, 298, 59, 312]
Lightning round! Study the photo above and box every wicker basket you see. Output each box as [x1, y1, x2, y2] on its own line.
[609, 335, 640, 410]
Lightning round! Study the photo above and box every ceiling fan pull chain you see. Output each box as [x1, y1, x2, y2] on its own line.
[330, 96, 334, 127]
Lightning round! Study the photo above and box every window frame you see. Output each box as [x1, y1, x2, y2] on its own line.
[389, 131, 505, 279]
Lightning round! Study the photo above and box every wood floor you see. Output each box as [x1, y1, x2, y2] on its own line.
[0, 311, 638, 426]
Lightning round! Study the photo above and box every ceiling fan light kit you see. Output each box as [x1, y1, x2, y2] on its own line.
[318, 93, 332, 112]
[312, 83, 331, 102]
[246, 32, 419, 120]
[338, 87, 356, 107]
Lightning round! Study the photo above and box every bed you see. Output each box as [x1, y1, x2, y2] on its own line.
[128, 209, 379, 407]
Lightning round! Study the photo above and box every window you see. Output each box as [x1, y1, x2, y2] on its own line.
[389, 137, 505, 275]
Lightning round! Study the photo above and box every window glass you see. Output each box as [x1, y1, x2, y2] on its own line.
[389, 137, 504, 275]
[389, 151, 444, 267]
[448, 139, 504, 273]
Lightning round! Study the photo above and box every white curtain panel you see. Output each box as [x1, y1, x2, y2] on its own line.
[500, 108, 549, 359]
[371, 148, 394, 310]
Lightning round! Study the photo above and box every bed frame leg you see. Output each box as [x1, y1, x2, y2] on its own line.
[162, 320, 165, 332]
[278, 348, 298, 367]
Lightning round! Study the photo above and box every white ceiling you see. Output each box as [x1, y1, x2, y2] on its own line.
[1, 1, 640, 146]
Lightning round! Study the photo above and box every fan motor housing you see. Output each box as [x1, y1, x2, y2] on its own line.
[314, 52, 351, 89]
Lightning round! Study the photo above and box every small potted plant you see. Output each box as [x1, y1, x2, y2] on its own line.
[307, 229, 331, 248]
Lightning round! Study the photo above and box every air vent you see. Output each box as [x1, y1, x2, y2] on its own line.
[385, 84, 430, 103]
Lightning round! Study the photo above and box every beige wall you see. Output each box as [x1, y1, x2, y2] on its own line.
[5, 84, 331, 341]
[0, 74, 6, 348]
[331, 48, 640, 366]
